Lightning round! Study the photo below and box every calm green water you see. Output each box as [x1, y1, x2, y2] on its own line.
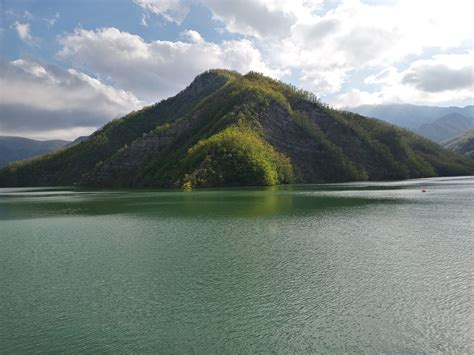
[1, 177, 473, 353]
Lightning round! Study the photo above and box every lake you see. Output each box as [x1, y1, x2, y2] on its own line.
[1, 177, 472, 353]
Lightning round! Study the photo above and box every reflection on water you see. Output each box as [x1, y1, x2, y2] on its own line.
[0, 177, 473, 353]
[0, 184, 400, 220]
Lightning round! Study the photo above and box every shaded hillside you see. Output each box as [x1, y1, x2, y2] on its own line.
[350, 104, 474, 131]
[443, 129, 474, 159]
[0, 136, 70, 168]
[65, 135, 89, 147]
[0, 69, 238, 186]
[1, 70, 473, 188]
[416, 113, 474, 143]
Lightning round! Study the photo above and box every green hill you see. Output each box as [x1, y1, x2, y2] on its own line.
[1, 70, 473, 188]
[443, 129, 474, 160]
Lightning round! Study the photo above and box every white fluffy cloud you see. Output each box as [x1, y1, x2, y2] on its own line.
[0, 59, 142, 139]
[5, 0, 474, 140]
[128, 0, 474, 104]
[14, 22, 31, 42]
[58, 27, 284, 102]
[201, 0, 320, 38]
[334, 51, 474, 107]
[297, 1, 471, 94]
[133, 0, 190, 24]
[401, 54, 473, 93]
[201, 0, 473, 101]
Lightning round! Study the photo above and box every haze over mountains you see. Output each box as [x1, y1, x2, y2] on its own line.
[418, 113, 474, 143]
[1, 70, 472, 188]
[350, 104, 474, 143]
[0, 136, 91, 168]
[0, 136, 71, 168]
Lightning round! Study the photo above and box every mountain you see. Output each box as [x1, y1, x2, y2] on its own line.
[0, 136, 71, 168]
[350, 104, 474, 131]
[65, 135, 89, 147]
[1, 70, 473, 188]
[443, 129, 474, 159]
[416, 113, 474, 143]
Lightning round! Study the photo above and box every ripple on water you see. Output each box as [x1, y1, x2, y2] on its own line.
[0, 177, 473, 353]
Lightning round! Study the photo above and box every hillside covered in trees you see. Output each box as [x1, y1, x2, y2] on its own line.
[1, 70, 473, 188]
[443, 129, 474, 160]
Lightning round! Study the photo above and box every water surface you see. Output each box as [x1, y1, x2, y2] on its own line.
[1, 177, 473, 353]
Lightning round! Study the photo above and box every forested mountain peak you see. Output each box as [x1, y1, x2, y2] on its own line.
[1, 70, 473, 188]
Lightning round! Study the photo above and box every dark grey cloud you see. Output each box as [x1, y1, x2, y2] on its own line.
[402, 64, 473, 92]
[0, 58, 142, 138]
[0, 104, 108, 131]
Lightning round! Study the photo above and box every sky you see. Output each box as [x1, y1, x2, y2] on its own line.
[0, 0, 473, 140]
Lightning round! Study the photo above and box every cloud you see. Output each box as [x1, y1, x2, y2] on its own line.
[4, 0, 473, 141]
[23, 10, 33, 20]
[0, 127, 99, 141]
[58, 27, 284, 102]
[333, 51, 474, 107]
[140, 13, 149, 27]
[291, 18, 340, 46]
[44, 12, 60, 27]
[56, 0, 474, 112]
[299, 69, 347, 95]
[180, 29, 203, 42]
[200, 0, 404, 96]
[402, 56, 474, 93]
[364, 66, 398, 85]
[0, 59, 143, 139]
[133, 0, 190, 24]
[200, 0, 473, 99]
[332, 89, 382, 108]
[14, 22, 31, 42]
[201, 0, 307, 38]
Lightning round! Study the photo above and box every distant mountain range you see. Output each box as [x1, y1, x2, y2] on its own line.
[0, 136, 71, 168]
[0, 135, 90, 168]
[350, 104, 474, 143]
[443, 129, 474, 160]
[417, 113, 474, 143]
[1, 70, 472, 188]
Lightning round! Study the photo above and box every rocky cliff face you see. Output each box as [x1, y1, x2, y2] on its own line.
[259, 102, 371, 181]
[81, 131, 173, 186]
